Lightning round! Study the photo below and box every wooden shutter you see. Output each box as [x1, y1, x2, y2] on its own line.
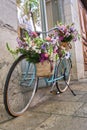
[78, 0, 87, 70]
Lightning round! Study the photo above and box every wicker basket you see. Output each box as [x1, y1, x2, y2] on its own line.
[36, 60, 53, 77]
[60, 42, 72, 50]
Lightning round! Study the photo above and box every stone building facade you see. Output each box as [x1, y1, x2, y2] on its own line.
[64, 0, 84, 79]
[45, 0, 86, 80]
[0, 0, 18, 98]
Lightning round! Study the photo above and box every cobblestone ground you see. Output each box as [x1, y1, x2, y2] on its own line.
[0, 80, 87, 130]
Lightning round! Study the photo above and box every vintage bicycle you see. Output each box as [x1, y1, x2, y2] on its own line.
[4, 26, 76, 117]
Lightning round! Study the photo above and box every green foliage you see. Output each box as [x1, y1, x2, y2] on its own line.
[23, 0, 39, 15]
[6, 43, 19, 59]
[16, 0, 40, 31]
[6, 43, 18, 55]
[62, 35, 73, 42]
[18, 48, 40, 63]
[24, 32, 31, 44]
[33, 37, 45, 47]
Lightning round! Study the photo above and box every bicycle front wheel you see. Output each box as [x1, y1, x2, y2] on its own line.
[56, 58, 72, 93]
[4, 55, 37, 117]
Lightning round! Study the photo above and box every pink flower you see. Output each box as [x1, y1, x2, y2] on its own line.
[59, 36, 64, 41]
[53, 46, 58, 53]
[32, 32, 38, 38]
[44, 53, 49, 58]
[45, 36, 51, 41]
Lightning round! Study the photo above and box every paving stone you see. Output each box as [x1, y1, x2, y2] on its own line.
[34, 115, 87, 130]
[0, 104, 13, 123]
[69, 83, 87, 95]
[74, 103, 87, 117]
[0, 111, 50, 130]
[48, 92, 83, 102]
[30, 87, 52, 107]
[78, 93, 87, 103]
[70, 83, 87, 92]
[32, 100, 83, 116]
[0, 80, 87, 130]
[0, 92, 3, 104]
[30, 85, 83, 107]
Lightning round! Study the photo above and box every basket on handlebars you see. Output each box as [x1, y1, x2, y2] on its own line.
[60, 42, 72, 51]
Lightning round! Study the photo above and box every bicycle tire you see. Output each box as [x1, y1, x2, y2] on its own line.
[55, 57, 72, 93]
[4, 55, 37, 117]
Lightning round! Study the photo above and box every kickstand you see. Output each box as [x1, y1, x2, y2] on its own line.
[65, 81, 76, 96]
[64, 69, 76, 96]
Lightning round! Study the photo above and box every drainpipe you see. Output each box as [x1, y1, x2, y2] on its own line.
[39, 0, 48, 37]
[57, 0, 65, 23]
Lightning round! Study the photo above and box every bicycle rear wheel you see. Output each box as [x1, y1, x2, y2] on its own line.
[4, 55, 37, 117]
[56, 58, 72, 93]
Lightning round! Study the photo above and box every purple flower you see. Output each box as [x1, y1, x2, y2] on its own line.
[28, 31, 33, 37]
[54, 31, 58, 36]
[16, 37, 28, 48]
[69, 25, 76, 33]
[73, 37, 77, 42]
[41, 44, 46, 50]
[59, 36, 64, 41]
[65, 32, 70, 37]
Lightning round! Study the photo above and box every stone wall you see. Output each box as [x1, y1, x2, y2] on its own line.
[0, 0, 17, 30]
[0, 0, 18, 120]
[64, 0, 85, 80]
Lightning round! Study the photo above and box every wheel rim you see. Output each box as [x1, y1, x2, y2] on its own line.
[56, 58, 71, 93]
[5, 56, 37, 116]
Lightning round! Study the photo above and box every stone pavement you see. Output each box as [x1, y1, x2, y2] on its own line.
[0, 79, 87, 130]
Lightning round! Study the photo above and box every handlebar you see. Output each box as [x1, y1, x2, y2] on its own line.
[36, 27, 60, 35]
[19, 26, 60, 38]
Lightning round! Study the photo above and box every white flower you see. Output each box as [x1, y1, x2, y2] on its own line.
[65, 51, 70, 59]
[32, 46, 37, 50]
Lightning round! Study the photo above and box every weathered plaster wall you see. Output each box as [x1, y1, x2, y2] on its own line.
[0, 0, 18, 103]
[64, 0, 84, 80]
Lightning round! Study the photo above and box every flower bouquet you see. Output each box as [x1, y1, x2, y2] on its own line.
[53, 23, 80, 50]
[18, 31, 59, 77]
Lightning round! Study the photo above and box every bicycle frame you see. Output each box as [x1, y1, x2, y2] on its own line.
[20, 56, 70, 87]
[20, 62, 36, 86]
